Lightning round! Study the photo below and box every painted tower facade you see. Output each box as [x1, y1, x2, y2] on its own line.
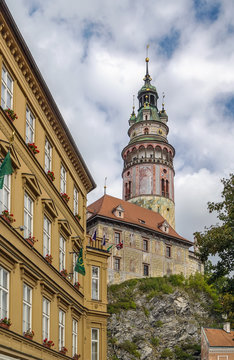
[122, 57, 175, 228]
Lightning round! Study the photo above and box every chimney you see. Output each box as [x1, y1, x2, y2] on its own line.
[223, 322, 230, 333]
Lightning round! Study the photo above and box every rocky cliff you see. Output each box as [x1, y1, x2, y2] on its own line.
[107, 274, 222, 360]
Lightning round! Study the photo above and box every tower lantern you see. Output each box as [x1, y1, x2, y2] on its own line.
[121, 56, 175, 228]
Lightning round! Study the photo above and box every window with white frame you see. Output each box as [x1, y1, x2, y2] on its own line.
[43, 216, 51, 257]
[59, 235, 66, 271]
[114, 232, 120, 245]
[60, 164, 66, 193]
[91, 266, 99, 300]
[23, 284, 32, 333]
[0, 174, 10, 212]
[1, 64, 13, 109]
[114, 257, 120, 271]
[24, 192, 33, 238]
[59, 309, 65, 350]
[44, 138, 52, 173]
[25, 106, 35, 144]
[42, 297, 50, 340]
[0, 266, 9, 319]
[73, 187, 79, 215]
[72, 318, 78, 357]
[91, 328, 99, 360]
[73, 252, 78, 285]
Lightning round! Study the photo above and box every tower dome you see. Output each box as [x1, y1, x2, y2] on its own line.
[121, 57, 175, 228]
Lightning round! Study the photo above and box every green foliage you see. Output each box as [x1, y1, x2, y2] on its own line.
[118, 340, 141, 358]
[160, 348, 173, 359]
[194, 174, 234, 279]
[174, 343, 201, 359]
[174, 346, 193, 359]
[154, 320, 163, 327]
[143, 306, 149, 317]
[151, 336, 160, 347]
[111, 356, 119, 360]
[108, 300, 136, 314]
[109, 337, 117, 345]
[139, 276, 173, 295]
[132, 334, 144, 343]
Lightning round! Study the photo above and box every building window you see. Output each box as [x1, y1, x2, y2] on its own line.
[72, 319, 78, 357]
[59, 235, 66, 271]
[0, 174, 10, 212]
[26, 106, 35, 144]
[73, 187, 79, 215]
[0, 266, 9, 319]
[161, 179, 165, 196]
[43, 216, 51, 257]
[1, 64, 13, 109]
[59, 309, 65, 351]
[114, 258, 120, 271]
[45, 138, 52, 173]
[23, 284, 32, 333]
[91, 266, 99, 300]
[166, 246, 171, 258]
[24, 192, 33, 238]
[143, 239, 148, 252]
[42, 297, 50, 340]
[91, 328, 99, 360]
[114, 232, 120, 245]
[73, 252, 78, 284]
[143, 264, 149, 276]
[60, 164, 66, 193]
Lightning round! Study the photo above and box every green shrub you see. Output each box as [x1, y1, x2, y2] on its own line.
[143, 306, 150, 317]
[174, 345, 193, 359]
[108, 300, 136, 314]
[139, 277, 173, 294]
[118, 340, 141, 358]
[161, 348, 173, 359]
[109, 337, 117, 345]
[151, 336, 160, 347]
[154, 320, 163, 327]
[167, 274, 185, 287]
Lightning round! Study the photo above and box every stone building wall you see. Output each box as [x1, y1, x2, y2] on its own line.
[88, 221, 202, 285]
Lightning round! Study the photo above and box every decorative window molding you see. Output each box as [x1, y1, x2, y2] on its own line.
[40, 280, 56, 301]
[42, 199, 58, 221]
[0, 140, 21, 169]
[20, 263, 41, 288]
[22, 173, 41, 200]
[58, 219, 72, 238]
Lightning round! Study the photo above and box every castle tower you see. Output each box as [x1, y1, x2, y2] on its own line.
[121, 56, 175, 228]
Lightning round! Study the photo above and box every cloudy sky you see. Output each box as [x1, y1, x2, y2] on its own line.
[5, 0, 234, 241]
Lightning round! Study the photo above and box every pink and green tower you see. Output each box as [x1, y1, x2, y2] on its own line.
[121, 56, 176, 228]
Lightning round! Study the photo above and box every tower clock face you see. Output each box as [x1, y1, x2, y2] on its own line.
[158, 129, 163, 135]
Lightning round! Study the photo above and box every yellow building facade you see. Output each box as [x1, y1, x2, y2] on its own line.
[0, 1, 109, 359]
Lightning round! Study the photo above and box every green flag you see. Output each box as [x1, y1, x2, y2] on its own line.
[106, 244, 114, 252]
[0, 152, 13, 189]
[74, 247, 85, 275]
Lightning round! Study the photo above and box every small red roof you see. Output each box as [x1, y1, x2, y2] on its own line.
[203, 328, 234, 347]
[87, 194, 192, 245]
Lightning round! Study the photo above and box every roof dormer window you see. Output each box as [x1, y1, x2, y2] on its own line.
[113, 205, 124, 219]
[158, 220, 169, 233]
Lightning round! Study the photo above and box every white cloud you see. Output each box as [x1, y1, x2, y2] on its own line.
[5, 0, 233, 242]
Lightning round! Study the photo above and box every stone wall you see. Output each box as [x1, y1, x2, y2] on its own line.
[88, 221, 202, 285]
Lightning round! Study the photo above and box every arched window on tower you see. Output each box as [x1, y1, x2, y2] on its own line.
[166, 180, 169, 198]
[144, 127, 149, 135]
[155, 146, 162, 159]
[150, 95, 155, 105]
[161, 179, 165, 196]
[125, 181, 131, 200]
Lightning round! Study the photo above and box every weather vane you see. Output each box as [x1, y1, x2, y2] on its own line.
[104, 177, 107, 195]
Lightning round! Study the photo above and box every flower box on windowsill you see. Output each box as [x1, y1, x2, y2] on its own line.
[24, 329, 34, 339]
[74, 282, 81, 290]
[0, 318, 11, 329]
[43, 338, 54, 348]
[73, 354, 81, 360]
[60, 193, 70, 203]
[75, 214, 81, 221]
[60, 269, 68, 278]
[59, 346, 68, 355]
[28, 143, 39, 155]
[45, 254, 53, 264]
[25, 236, 37, 246]
[4, 108, 18, 122]
[1, 210, 15, 224]
[47, 170, 55, 182]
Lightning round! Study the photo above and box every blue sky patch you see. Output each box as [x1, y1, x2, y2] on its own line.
[193, 0, 221, 23]
[158, 29, 180, 59]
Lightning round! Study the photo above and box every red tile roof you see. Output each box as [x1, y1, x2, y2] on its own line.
[204, 328, 234, 347]
[87, 194, 192, 245]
